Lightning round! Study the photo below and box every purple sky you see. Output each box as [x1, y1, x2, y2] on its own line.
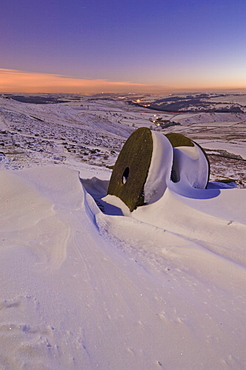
[1, 0, 246, 93]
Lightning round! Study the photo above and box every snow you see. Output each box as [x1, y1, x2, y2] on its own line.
[0, 94, 246, 369]
[200, 140, 246, 160]
[144, 132, 173, 204]
[169, 143, 209, 191]
[1, 165, 246, 369]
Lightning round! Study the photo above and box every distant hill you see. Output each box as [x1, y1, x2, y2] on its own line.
[130, 93, 246, 113]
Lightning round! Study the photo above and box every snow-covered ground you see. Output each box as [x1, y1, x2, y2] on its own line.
[0, 94, 246, 369]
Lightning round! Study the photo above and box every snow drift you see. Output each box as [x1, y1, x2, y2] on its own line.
[0, 95, 246, 369]
[1, 164, 246, 369]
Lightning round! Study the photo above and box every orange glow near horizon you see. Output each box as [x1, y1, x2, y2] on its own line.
[0, 68, 163, 94]
[0, 68, 245, 94]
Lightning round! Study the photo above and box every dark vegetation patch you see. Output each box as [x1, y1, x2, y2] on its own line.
[207, 153, 246, 188]
[29, 115, 44, 122]
[6, 95, 69, 104]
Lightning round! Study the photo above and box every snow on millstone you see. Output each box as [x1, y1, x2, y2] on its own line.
[107, 128, 210, 211]
[107, 128, 174, 211]
[166, 132, 210, 190]
[143, 131, 173, 204]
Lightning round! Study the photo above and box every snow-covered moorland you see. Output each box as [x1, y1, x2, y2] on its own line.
[0, 93, 246, 369]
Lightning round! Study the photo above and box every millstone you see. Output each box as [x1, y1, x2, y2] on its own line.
[108, 129, 210, 212]
[107, 127, 153, 212]
[165, 132, 194, 147]
[165, 132, 210, 188]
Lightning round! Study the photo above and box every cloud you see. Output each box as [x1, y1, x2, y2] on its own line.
[0, 68, 163, 94]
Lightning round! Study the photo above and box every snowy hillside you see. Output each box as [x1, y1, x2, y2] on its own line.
[1, 94, 245, 185]
[0, 94, 246, 369]
[134, 92, 246, 113]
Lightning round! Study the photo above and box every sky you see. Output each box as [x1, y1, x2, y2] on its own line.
[0, 0, 246, 94]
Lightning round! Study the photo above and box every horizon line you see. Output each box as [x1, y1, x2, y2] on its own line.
[0, 68, 246, 95]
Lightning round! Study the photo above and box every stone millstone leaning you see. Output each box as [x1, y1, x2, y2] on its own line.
[107, 128, 210, 212]
[165, 132, 210, 188]
[107, 127, 153, 212]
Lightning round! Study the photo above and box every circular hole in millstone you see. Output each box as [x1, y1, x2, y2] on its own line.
[122, 167, 130, 184]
